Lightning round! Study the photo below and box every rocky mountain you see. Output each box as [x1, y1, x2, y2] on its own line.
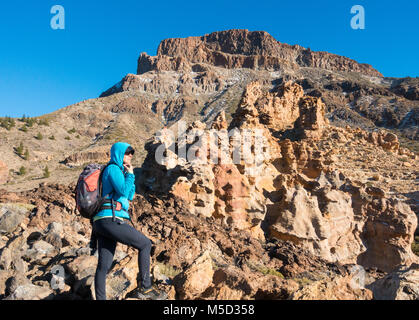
[0, 29, 418, 300]
[103, 29, 418, 141]
[136, 29, 381, 76]
[138, 80, 418, 272]
[1, 29, 418, 192]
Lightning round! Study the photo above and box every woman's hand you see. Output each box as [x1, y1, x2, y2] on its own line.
[124, 164, 134, 174]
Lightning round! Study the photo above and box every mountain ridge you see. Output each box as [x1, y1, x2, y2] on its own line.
[1, 29, 418, 193]
[138, 29, 382, 77]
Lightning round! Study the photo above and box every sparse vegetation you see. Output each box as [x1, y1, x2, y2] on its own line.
[258, 266, 284, 278]
[49, 135, 55, 140]
[102, 126, 130, 143]
[43, 166, 50, 178]
[23, 149, 29, 160]
[245, 261, 284, 279]
[292, 277, 314, 288]
[35, 132, 43, 140]
[65, 136, 71, 140]
[397, 133, 419, 154]
[38, 118, 50, 126]
[19, 166, 26, 176]
[154, 262, 181, 278]
[0, 116, 16, 130]
[20, 125, 28, 132]
[25, 118, 36, 127]
[0, 202, 36, 212]
[68, 128, 76, 134]
[16, 142, 24, 156]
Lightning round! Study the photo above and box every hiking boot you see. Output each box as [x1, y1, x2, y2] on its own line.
[133, 286, 168, 300]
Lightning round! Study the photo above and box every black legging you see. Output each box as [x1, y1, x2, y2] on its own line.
[92, 218, 152, 300]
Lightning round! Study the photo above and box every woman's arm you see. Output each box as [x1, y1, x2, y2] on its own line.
[107, 165, 135, 198]
[128, 183, 136, 201]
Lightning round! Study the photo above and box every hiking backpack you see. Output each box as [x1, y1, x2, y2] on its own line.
[75, 163, 110, 219]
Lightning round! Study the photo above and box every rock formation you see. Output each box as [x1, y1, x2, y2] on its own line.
[368, 263, 419, 300]
[137, 29, 382, 77]
[0, 183, 377, 300]
[138, 80, 418, 273]
[62, 147, 111, 167]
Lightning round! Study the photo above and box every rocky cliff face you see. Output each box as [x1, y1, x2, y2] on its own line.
[100, 29, 417, 145]
[138, 30, 382, 77]
[138, 81, 418, 273]
[0, 183, 379, 300]
[62, 147, 110, 167]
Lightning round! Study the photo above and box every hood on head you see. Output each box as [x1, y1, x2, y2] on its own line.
[110, 142, 131, 169]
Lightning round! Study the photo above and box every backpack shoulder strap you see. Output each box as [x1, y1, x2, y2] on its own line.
[98, 162, 118, 198]
[99, 162, 127, 223]
[98, 162, 125, 198]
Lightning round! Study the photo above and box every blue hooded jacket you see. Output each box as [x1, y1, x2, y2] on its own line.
[94, 142, 135, 221]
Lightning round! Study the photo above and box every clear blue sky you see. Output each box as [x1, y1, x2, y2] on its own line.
[0, 0, 418, 117]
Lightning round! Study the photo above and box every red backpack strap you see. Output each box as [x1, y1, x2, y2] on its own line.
[98, 162, 120, 198]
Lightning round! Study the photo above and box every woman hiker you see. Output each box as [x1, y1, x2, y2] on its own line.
[91, 141, 166, 300]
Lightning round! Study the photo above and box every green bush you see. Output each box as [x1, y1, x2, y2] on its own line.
[25, 118, 35, 127]
[38, 118, 49, 126]
[16, 142, 24, 156]
[43, 166, 50, 178]
[0, 116, 15, 130]
[20, 125, 28, 132]
[257, 266, 284, 278]
[23, 149, 29, 160]
[19, 166, 26, 176]
[35, 132, 43, 140]
[68, 128, 76, 134]
[65, 136, 71, 140]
